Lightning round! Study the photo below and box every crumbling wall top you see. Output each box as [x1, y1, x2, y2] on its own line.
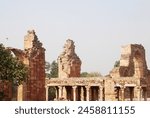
[58, 39, 81, 78]
[24, 30, 38, 50]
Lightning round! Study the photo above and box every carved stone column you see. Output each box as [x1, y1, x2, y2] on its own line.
[85, 86, 90, 101]
[136, 86, 142, 101]
[121, 86, 125, 101]
[58, 86, 62, 98]
[72, 86, 77, 101]
[99, 86, 103, 101]
[62, 86, 67, 99]
[45, 86, 49, 101]
[80, 87, 84, 101]
[17, 84, 23, 101]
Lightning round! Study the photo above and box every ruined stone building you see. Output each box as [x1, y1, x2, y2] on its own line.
[46, 39, 150, 101]
[1, 30, 150, 101]
[7, 30, 46, 101]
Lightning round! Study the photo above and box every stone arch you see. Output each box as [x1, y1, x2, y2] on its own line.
[6, 48, 28, 101]
[7, 48, 26, 63]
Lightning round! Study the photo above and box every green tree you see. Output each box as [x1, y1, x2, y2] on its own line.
[80, 72, 102, 77]
[0, 44, 28, 100]
[45, 61, 58, 78]
[50, 61, 58, 78]
[114, 60, 120, 67]
[88, 72, 102, 77]
[45, 60, 58, 100]
[80, 72, 89, 77]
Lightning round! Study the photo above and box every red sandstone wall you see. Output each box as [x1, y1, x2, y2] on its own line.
[0, 80, 12, 100]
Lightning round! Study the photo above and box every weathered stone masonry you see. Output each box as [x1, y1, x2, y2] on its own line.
[9, 30, 46, 101]
[2, 29, 150, 101]
[46, 39, 150, 101]
[58, 39, 81, 78]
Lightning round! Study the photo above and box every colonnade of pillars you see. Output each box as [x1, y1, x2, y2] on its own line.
[46, 85, 148, 101]
[45, 85, 103, 101]
[115, 86, 147, 101]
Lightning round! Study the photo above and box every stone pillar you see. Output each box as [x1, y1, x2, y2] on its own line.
[134, 86, 143, 101]
[58, 86, 62, 98]
[62, 87, 67, 99]
[85, 86, 90, 101]
[121, 87, 125, 101]
[136, 86, 142, 101]
[17, 84, 23, 101]
[45, 86, 49, 101]
[99, 86, 103, 101]
[118, 88, 121, 101]
[72, 86, 77, 101]
[80, 87, 84, 101]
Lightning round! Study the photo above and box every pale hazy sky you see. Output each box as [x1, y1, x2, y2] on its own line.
[1, 0, 150, 75]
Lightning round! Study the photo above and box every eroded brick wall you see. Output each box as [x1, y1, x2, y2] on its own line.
[0, 80, 12, 100]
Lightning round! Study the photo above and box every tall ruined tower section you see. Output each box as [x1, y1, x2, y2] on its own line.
[24, 30, 46, 100]
[110, 44, 148, 78]
[24, 30, 36, 49]
[120, 44, 147, 78]
[107, 44, 149, 101]
[58, 39, 81, 78]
